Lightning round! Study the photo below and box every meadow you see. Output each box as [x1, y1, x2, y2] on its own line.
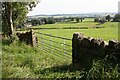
[2, 18, 119, 78]
[34, 19, 118, 42]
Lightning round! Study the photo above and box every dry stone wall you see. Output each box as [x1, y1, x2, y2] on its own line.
[72, 32, 120, 70]
[16, 30, 38, 47]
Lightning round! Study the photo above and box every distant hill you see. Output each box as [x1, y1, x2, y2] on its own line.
[28, 12, 117, 19]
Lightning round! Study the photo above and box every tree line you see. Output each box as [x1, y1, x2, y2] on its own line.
[27, 14, 120, 27]
[27, 17, 85, 26]
[94, 14, 120, 24]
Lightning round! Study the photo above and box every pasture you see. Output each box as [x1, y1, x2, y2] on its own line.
[2, 18, 119, 78]
[31, 18, 98, 29]
[34, 20, 118, 42]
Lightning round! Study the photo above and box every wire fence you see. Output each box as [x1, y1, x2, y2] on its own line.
[36, 32, 72, 62]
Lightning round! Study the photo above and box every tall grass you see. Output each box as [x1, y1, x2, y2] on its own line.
[2, 41, 83, 78]
[2, 39, 120, 79]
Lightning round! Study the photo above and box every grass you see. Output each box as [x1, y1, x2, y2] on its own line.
[2, 40, 120, 78]
[35, 22, 118, 42]
[2, 18, 119, 78]
[2, 41, 83, 78]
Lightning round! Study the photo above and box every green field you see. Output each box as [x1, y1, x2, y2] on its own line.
[34, 21, 118, 42]
[32, 22, 98, 29]
[3, 19, 119, 78]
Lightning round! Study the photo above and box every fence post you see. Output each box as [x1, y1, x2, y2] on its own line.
[72, 32, 85, 64]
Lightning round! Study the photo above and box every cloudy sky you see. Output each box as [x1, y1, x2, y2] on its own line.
[27, 0, 120, 16]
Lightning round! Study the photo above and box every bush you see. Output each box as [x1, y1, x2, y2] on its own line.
[43, 18, 55, 24]
[76, 17, 80, 23]
[86, 55, 120, 79]
[113, 14, 120, 22]
[94, 18, 99, 22]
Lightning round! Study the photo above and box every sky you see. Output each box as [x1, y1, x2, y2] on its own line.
[27, 0, 120, 16]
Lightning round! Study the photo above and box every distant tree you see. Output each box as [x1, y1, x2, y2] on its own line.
[31, 19, 40, 26]
[70, 17, 74, 21]
[99, 18, 106, 24]
[47, 18, 55, 24]
[76, 17, 79, 23]
[113, 14, 120, 22]
[43, 18, 55, 24]
[94, 18, 99, 22]
[54, 18, 59, 22]
[42, 18, 47, 24]
[106, 15, 111, 22]
[80, 18, 85, 22]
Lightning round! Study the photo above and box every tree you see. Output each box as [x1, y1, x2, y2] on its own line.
[98, 17, 106, 24]
[2, 2, 13, 37]
[42, 18, 47, 24]
[80, 18, 85, 22]
[42, 18, 55, 24]
[113, 14, 120, 22]
[70, 17, 74, 21]
[2, 2, 38, 38]
[99, 19, 105, 24]
[94, 18, 99, 22]
[106, 15, 111, 22]
[31, 19, 41, 26]
[76, 17, 79, 23]
[47, 18, 55, 24]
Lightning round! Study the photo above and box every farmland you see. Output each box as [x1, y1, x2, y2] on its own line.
[33, 19, 118, 42]
[2, 18, 119, 78]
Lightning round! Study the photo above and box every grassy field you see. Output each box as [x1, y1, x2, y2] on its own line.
[32, 18, 118, 42]
[35, 22, 118, 42]
[2, 41, 83, 78]
[3, 18, 119, 78]
[31, 18, 98, 29]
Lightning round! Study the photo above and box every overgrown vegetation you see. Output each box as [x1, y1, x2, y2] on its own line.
[2, 40, 81, 78]
[2, 40, 120, 79]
